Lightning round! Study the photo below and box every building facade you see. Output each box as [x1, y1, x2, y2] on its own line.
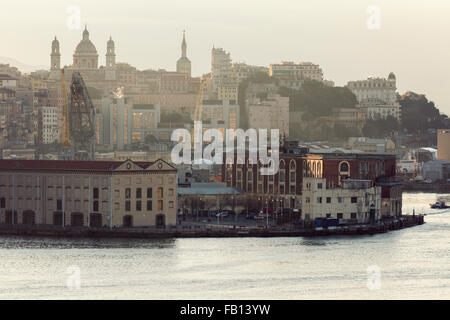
[437, 129, 450, 161]
[247, 94, 289, 137]
[0, 159, 177, 227]
[347, 73, 401, 121]
[176, 31, 191, 76]
[222, 142, 401, 219]
[39, 106, 59, 144]
[98, 97, 160, 148]
[301, 178, 381, 223]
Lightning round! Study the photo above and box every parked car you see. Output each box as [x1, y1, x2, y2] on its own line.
[216, 211, 229, 218]
[241, 209, 258, 219]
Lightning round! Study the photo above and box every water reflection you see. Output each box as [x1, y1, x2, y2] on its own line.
[0, 236, 176, 250]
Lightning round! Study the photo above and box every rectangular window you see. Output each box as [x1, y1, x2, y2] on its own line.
[147, 200, 152, 211]
[351, 212, 357, 219]
[169, 188, 174, 196]
[136, 188, 142, 199]
[147, 187, 152, 198]
[158, 200, 163, 210]
[317, 197, 322, 204]
[169, 201, 174, 208]
[337, 213, 343, 219]
[125, 201, 131, 211]
[317, 183, 323, 189]
[56, 199, 62, 210]
[125, 188, 131, 199]
[93, 188, 99, 199]
[326, 213, 331, 218]
[338, 197, 344, 204]
[136, 200, 142, 211]
[158, 188, 163, 198]
[351, 197, 357, 203]
[93, 200, 99, 212]
[326, 197, 331, 203]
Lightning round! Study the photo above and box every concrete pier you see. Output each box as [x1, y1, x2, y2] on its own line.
[0, 215, 424, 239]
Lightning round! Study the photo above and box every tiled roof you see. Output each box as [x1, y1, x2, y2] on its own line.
[0, 74, 16, 80]
[0, 159, 155, 171]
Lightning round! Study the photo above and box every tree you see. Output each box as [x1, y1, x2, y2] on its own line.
[278, 80, 357, 118]
[362, 116, 400, 138]
[399, 92, 449, 133]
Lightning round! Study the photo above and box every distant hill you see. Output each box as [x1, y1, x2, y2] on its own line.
[0, 56, 47, 74]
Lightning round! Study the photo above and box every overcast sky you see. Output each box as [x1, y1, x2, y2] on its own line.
[1, 0, 450, 114]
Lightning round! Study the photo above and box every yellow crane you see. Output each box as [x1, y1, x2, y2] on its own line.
[61, 69, 71, 148]
[193, 77, 206, 123]
[191, 78, 207, 148]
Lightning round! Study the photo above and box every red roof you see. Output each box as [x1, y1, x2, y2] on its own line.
[0, 159, 155, 172]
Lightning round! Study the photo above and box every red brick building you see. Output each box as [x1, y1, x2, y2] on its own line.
[222, 142, 401, 217]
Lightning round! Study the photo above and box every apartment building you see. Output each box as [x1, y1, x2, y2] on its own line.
[301, 178, 381, 223]
[247, 94, 289, 137]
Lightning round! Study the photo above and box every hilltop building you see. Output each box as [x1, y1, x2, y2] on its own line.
[347, 73, 401, 120]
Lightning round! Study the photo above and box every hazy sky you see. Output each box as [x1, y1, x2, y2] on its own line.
[1, 0, 450, 114]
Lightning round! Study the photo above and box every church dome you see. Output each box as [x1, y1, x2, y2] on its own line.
[388, 72, 396, 80]
[74, 26, 98, 55]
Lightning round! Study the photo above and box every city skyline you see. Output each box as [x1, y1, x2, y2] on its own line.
[1, 0, 450, 114]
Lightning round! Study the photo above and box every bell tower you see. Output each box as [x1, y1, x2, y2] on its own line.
[176, 30, 191, 76]
[106, 36, 116, 68]
[51, 36, 61, 70]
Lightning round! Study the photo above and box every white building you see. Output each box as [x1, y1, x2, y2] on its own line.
[347, 73, 397, 103]
[211, 47, 234, 95]
[0, 74, 17, 88]
[269, 61, 324, 84]
[40, 106, 59, 144]
[301, 177, 382, 223]
[359, 97, 401, 120]
[247, 94, 289, 137]
[347, 73, 401, 120]
[231, 63, 269, 83]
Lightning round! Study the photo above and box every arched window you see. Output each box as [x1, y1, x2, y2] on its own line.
[279, 160, 285, 170]
[290, 160, 296, 170]
[340, 162, 349, 172]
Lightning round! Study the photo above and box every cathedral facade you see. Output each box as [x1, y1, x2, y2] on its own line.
[49, 27, 193, 95]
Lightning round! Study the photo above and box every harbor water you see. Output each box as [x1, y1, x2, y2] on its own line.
[0, 192, 449, 299]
